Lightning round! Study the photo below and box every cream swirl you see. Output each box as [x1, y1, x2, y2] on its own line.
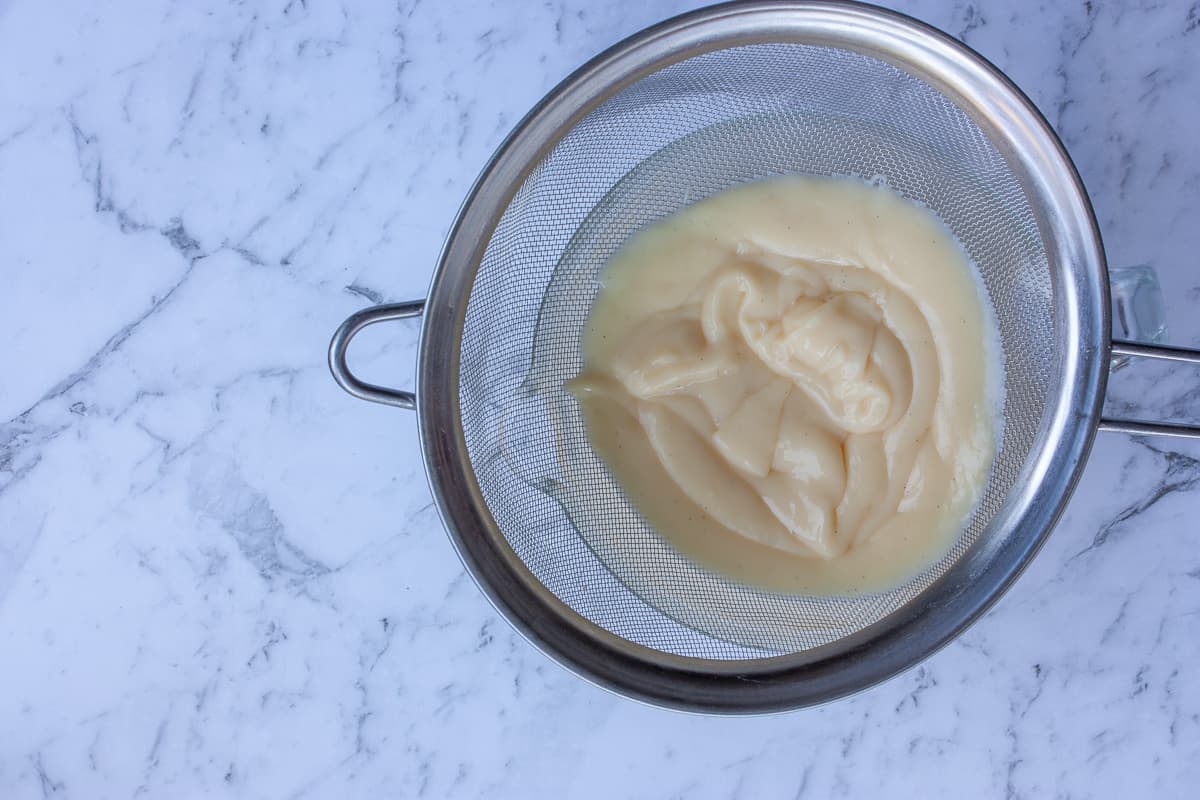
[571, 176, 998, 581]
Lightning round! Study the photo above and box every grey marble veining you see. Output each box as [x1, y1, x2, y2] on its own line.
[2, 0, 1199, 797]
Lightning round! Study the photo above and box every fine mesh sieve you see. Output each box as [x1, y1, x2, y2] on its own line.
[477, 45, 1043, 659]
[330, 2, 1200, 712]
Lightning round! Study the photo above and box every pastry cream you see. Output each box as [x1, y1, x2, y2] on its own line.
[568, 176, 1000, 593]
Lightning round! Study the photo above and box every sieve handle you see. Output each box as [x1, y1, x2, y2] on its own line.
[1099, 341, 1200, 438]
[328, 301, 425, 410]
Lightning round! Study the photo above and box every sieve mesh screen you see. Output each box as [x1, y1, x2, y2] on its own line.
[458, 43, 1052, 659]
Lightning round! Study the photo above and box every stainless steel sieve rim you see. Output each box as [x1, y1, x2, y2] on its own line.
[329, 1, 1198, 712]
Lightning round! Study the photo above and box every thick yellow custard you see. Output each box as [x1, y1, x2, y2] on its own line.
[568, 176, 1001, 594]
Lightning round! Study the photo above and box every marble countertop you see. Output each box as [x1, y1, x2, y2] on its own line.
[3, 0, 1200, 797]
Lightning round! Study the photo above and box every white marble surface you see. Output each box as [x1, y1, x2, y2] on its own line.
[2, 0, 1200, 796]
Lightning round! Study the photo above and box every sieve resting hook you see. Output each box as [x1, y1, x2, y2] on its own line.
[328, 301, 425, 410]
